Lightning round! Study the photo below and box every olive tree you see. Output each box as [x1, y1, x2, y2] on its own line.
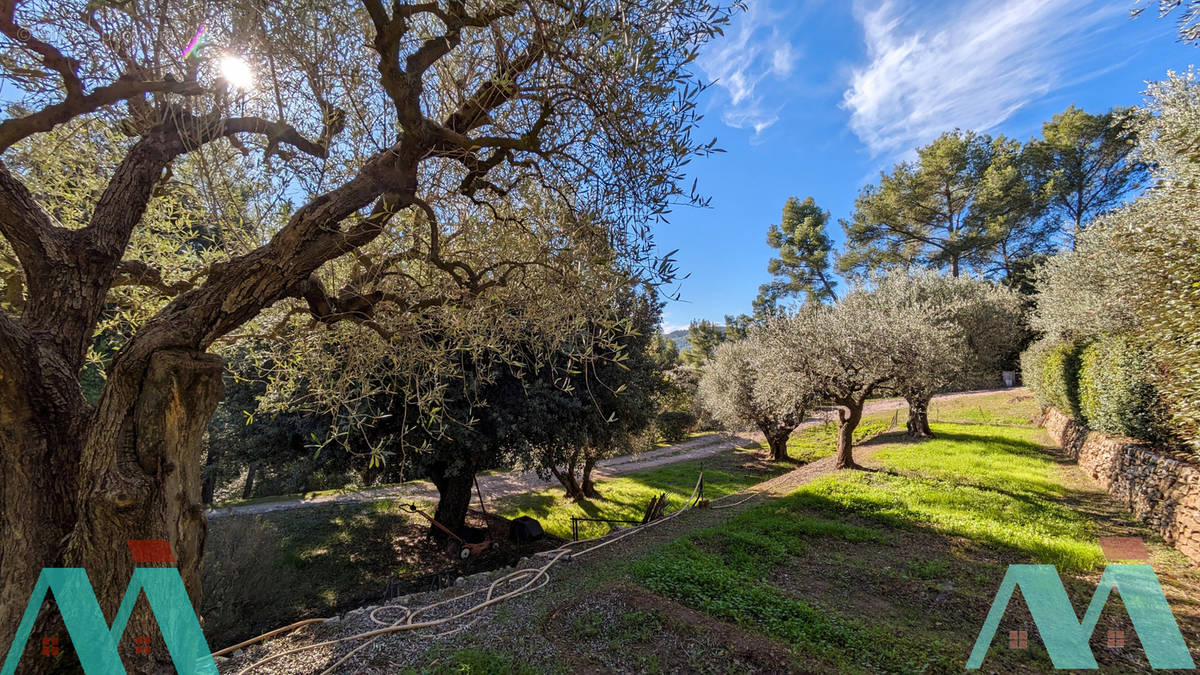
[698, 337, 811, 461]
[528, 288, 665, 501]
[1028, 70, 1200, 449]
[1030, 221, 1139, 341]
[871, 272, 1025, 438]
[0, 0, 734, 666]
[757, 290, 916, 469]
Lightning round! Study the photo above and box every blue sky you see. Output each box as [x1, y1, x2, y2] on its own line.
[656, 0, 1197, 333]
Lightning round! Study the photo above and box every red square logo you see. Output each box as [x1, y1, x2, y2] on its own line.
[1009, 629, 1028, 649]
[1108, 629, 1125, 648]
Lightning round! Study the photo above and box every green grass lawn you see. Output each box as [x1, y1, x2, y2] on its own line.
[202, 423, 845, 647]
[492, 445, 790, 541]
[492, 417, 893, 541]
[628, 392, 1135, 673]
[213, 391, 1200, 673]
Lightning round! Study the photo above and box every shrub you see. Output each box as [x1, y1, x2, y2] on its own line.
[1026, 72, 1200, 451]
[1020, 338, 1056, 409]
[1078, 335, 1165, 443]
[1041, 340, 1086, 419]
[655, 411, 696, 443]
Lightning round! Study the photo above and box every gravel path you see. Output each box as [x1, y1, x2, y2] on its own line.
[207, 388, 1010, 520]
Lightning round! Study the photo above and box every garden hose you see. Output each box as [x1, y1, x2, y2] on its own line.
[231, 472, 706, 675]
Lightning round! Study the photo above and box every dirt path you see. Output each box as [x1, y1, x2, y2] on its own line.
[207, 388, 1009, 519]
[217, 423, 900, 674]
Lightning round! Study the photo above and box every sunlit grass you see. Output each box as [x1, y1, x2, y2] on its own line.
[792, 422, 1103, 573]
[492, 450, 791, 540]
[928, 389, 1040, 426]
[493, 414, 896, 540]
[739, 417, 891, 461]
[632, 400, 1106, 671]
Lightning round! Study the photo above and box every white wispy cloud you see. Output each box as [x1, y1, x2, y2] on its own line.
[843, 0, 1126, 156]
[699, 1, 798, 138]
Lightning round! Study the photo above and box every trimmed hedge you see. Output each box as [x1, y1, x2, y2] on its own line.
[1022, 339, 1087, 419]
[1023, 334, 1165, 445]
[1078, 335, 1163, 443]
[1042, 341, 1086, 420]
[1020, 338, 1055, 409]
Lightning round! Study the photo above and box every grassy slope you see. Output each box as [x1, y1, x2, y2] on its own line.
[626, 392, 1160, 673]
[224, 390, 1200, 673]
[203, 423, 856, 647]
[203, 499, 427, 646]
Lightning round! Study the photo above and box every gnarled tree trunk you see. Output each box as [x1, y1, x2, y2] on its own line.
[550, 455, 587, 502]
[1, 348, 222, 674]
[905, 395, 935, 439]
[581, 454, 601, 498]
[834, 402, 864, 470]
[761, 425, 793, 462]
[427, 462, 477, 537]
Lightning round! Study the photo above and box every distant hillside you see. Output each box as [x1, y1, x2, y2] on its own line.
[663, 324, 725, 353]
[664, 328, 690, 352]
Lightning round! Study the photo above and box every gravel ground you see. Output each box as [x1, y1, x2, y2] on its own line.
[217, 440, 894, 675]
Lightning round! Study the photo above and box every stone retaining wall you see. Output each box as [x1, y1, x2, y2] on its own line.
[1043, 408, 1200, 564]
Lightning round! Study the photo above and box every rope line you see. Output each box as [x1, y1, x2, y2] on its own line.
[232, 473, 711, 675]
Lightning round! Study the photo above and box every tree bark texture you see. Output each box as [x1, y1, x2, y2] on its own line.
[241, 463, 260, 500]
[905, 395, 935, 439]
[1, 348, 222, 674]
[550, 458, 587, 502]
[428, 462, 476, 536]
[581, 455, 601, 499]
[834, 402, 864, 470]
[761, 425, 793, 462]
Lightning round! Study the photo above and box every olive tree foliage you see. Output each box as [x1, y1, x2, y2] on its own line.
[0, 0, 737, 662]
[515, 286, 665, 502]
[1122, 73, 1200, 446]
[1026, 70, 1200, 449]
[870, 272, 1025, 438]
[698, 337, 811, 461]
[756, 286, 922, 469]
[1029, 220, 1140, 341]
[1134, 1, 1200, 44]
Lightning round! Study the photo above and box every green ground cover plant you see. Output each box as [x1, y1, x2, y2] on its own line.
[630, 393, 1111, 672]
[493, 415, 889, 540]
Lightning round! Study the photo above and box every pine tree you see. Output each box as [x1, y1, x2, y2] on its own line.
[754, 196, 837, 313]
